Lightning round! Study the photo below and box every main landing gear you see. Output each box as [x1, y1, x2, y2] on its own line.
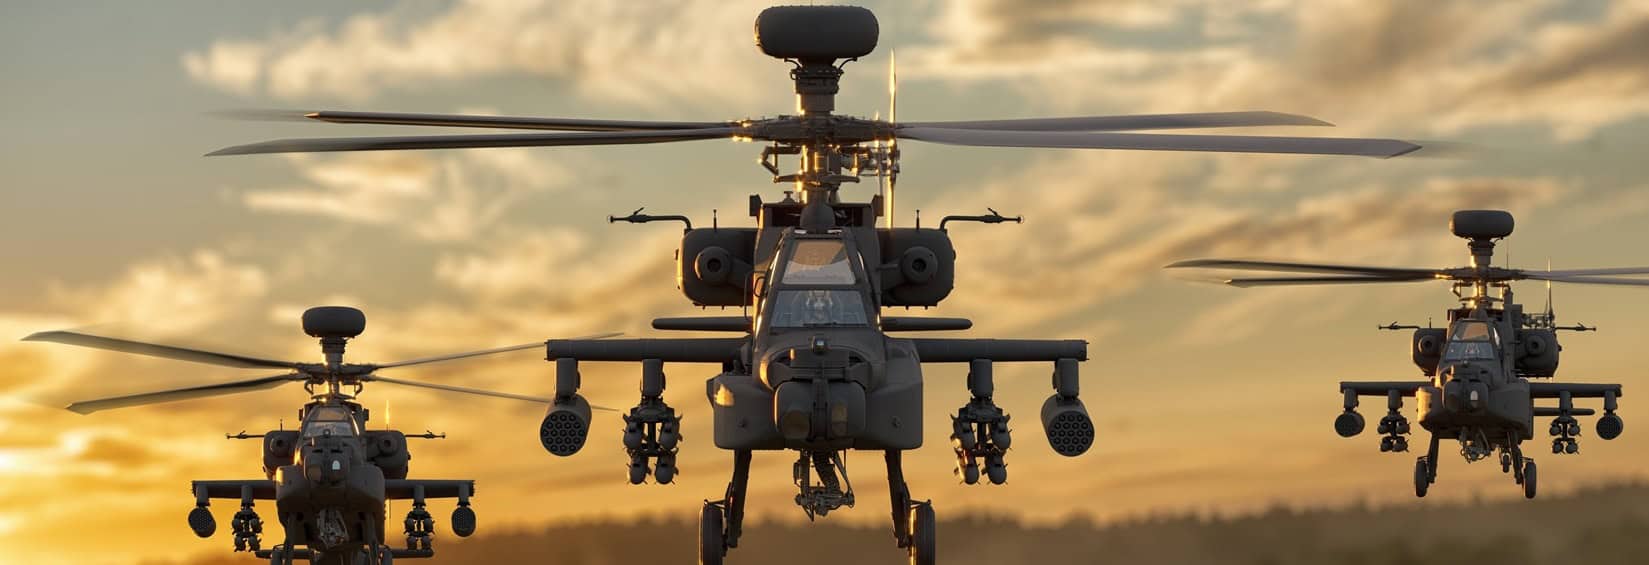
[1413, 434, 1439, 498]
[698, 449, 935, 565]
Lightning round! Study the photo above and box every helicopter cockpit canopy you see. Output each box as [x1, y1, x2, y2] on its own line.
[781, 240, 856, 285]
[771, 290, 870, 328]
[1442, 320, 1499, 362]
[765, 238, 872, 329]
[301, 405, 358, 439]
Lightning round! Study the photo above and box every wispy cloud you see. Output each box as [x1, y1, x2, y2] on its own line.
[240, 149, 571, 242]
[180, 0, 780, 108]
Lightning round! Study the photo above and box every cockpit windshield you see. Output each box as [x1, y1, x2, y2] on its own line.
[301, 406, 357, 438]
[1443, 321, 1498, 361]
[780, 240, 855, 285]
[1449, 321, 1495, 342]
[769, 289, 869, 328]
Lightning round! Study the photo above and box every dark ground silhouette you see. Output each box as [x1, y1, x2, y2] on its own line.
[166, 482, 1649, 565]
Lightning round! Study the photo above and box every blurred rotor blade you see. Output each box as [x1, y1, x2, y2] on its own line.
[207, 127, 738, 156]
[1538, 266, 1649, 277]
[302, 110, 730, 132]
[902, 111, 1331, 132]
[897, 127, 1421, 158]
[1224, 275, 1434, 287]
[1522, 273, 1649, 287]
[365, 375, 619, 412]
[66, 373, 307, 414]
[23, 331, 302, 369]
[1166, 259, 1441, 278]
[374, 332, 622, 369]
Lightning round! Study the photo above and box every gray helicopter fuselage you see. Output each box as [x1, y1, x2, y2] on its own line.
[1414, 316, 1534, 442]
[269, 402, 389, 556]
[709, 228, 924, 452]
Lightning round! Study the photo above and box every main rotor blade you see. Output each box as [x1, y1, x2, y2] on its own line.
[1224, 275, 1434, 287]
[1523, 273, 1649, 287]
[23, 331, 302, 370]
[1538, 266, 1649, 277]
[207, 128, 738, 156]
[901, 111, 1331, 132]
[364, 375, 617, 412]
[302, 110, 729, 132]
[897, 127, 1421, 158]
[374, 332, 622, 369]
[66, 373, 306, 414]
[1166, 259, 1441, 278]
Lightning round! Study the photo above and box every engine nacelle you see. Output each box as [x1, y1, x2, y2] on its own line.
[678, 228, 757, 306]
[540, 395, 593, 456]
[364, 430, 410, 479]
[1040, 396, 1093, 457]
[879, 228, 956, 307]
[262, 430, 300, 477]
[1517, 329, 1560, 378]
[1412, 328, 1445, 376]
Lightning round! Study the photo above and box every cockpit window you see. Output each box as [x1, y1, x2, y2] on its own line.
[781, 240, 855, 285]
[301, 406, 357, 438]
[1443, 341, 1496, 361]
[769, 289, 869, 328]
[1449, 321, 1494, 342]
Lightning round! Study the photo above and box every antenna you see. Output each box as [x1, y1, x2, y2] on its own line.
[885, 50, 897, 230]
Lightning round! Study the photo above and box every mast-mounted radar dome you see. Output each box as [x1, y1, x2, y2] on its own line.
[303, 306, 367, 339]
[1451, 210, 1515, 240]
[755, 5, 878, 62]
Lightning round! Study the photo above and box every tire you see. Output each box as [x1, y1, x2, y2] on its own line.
[908, 504, 936, 565]
[699, 504, 725, 565]
[1523, 460, 1538, 499]
[1413, 459, 1429, 498]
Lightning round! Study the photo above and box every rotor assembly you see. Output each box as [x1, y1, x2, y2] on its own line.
[24, 306, 615, 413]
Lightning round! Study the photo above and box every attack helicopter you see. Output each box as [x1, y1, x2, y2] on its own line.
[205, 5, 1422, 564]
[24, 306, 608, 565]
[1168, 210, 1634, 499]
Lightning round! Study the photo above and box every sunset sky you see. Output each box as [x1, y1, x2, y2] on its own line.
[7, 1, 1649, 563]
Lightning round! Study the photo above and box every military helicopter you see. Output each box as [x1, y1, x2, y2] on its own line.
[205, 5, 1422, 564]
[24, 306, 611, 565]
[1168, 210, 1635, 500]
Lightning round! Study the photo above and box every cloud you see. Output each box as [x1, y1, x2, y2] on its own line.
[938, 146, 1569, 335]
[182, 0, 780, 108]
[240, 148, 571, 242]
[44, 251, 269, 338]
[909, 0, 1649, 140]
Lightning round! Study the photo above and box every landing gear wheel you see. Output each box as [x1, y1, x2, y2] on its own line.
[908, 503, 936, 565]
[1413, 458, 1429, 498]
[267, 548, 292, 565]
[377, 545, 394, 565]
[1523, 460, 1538, 499]
[699, 503, 725, 565]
